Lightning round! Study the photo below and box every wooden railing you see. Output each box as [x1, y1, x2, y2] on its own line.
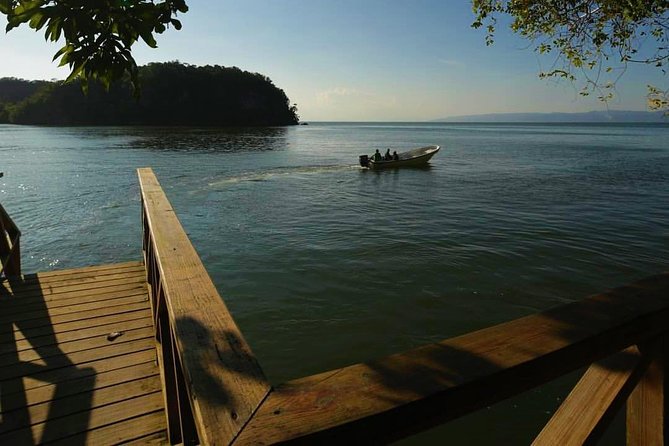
[0, 203, 21, 278]
[138, 168, 271, 445]
[138, 167, 669, 445]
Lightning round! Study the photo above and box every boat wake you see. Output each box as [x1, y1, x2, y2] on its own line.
[208, 164, 362, 186]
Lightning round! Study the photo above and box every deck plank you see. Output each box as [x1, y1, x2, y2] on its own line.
[0, 262, 167, 445]
[30, 261, 144, 280]
[0, 337, 155, 381]
[9, 263, 145, 285]
[11, 308, 151, 341]
[0, 375, 163, 434]
[2, 361, 159, 411]
[0, 293, 149, 325]
[7, 311, 153, 355]
[0, 283, 148, 314]
[9, 301, 152, 333]
[50, 411, 168, 446]
[8, 326, 156, 365]
[21, 350, 157, 392]
[1, 275, 146, 300]
[1, 392, 164, 444]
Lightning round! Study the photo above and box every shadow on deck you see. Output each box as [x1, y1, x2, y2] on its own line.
[0, 261, 166, 445]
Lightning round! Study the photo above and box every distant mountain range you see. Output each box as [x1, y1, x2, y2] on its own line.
[434, 110, 667, 123]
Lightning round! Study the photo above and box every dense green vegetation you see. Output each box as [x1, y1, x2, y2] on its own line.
[0, 77, 49, 122]
[1, 0, 188, 93]
[0, 62, 299, 126]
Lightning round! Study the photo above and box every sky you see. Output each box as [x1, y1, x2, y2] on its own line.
[0, 1, 665, 121]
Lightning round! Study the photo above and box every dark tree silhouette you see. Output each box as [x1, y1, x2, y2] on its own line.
[0, 62, 299, 126]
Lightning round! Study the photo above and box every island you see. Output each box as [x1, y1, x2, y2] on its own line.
[0, 62, 299, 126]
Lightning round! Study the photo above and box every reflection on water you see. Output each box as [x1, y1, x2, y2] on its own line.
[118, 126, 291, 152]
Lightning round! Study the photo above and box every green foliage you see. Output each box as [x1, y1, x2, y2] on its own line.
[0, 77, 49, 122]
[472, 0, 669, 111]
[648, 85, 669, 110]
[1, 1, 188, 94]
[0, 62, 300, 126]
[0, 77, 49, 102]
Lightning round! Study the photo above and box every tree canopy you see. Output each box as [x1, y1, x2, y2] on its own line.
[472, 0, 669, 110]
[0, 62, 299, 126]
[1, 0, 188, 93]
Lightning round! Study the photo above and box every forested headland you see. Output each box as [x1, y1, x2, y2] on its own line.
[0, 62, 299, 126]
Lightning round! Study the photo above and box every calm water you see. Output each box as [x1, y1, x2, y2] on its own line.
[1, 122, 668, 443]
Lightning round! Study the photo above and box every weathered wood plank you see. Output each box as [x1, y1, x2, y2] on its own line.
[30, 261, 144, 280]
[10, 308, 150, 342]
[0, 391, 164, 444]
[9, 263, 145, 288]
[8, 311, 151, 351]
[1, 360, 159, 411]
[4, 326, 155, 365]
[0, 337, 155, 381]
[0, 293, 148, 325]
[0, 375, 162, 434]
[627, 336, 669, 445]
[10, 301, 151, 332]
[124, 431, 170, 446]
[1, 281, 147, 312]
[533, 347, 648, 445]
[139, 167, 270, 445]
[20, 350, 156, 392]
[2, 272, 146, 299]
[233, 272, 669, 445]
[48, 411, 167, 446]
[123, 430, 169, 445]
[1, 273, 146, 299]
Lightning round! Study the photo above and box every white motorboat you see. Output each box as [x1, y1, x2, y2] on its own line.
[359, 145, 440, 169]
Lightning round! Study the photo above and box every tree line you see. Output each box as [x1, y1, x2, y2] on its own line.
[0, 62, 299, 126]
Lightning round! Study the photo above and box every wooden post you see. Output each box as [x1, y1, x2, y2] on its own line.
[534, 347, 648, 446]
[5, 236, 20, 276]
[627, 335, 669, 445]
[0, 203, 21, 277]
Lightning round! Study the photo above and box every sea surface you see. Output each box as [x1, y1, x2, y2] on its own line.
[1, 122, 668, 444]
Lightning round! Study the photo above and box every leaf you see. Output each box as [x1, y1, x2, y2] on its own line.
[29, 11, 49, 30]
[0, 0, 12, 14]
[140, 31, 157, 48]
[52, 43, 73, 62]
[65, 60, 86, 83]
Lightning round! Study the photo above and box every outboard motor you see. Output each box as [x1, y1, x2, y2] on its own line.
[359, 154, 369, 167]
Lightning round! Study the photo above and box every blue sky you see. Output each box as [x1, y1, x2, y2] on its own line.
[0, 1, 665, 120]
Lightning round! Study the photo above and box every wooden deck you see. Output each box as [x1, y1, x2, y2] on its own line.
[0, 261, 167, 445]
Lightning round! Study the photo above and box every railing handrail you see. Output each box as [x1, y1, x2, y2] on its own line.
[138, 167, 668, 445]
[138, 168, 270, 445]
[232, 272, 669, 444]
[0, 202, 21, 278]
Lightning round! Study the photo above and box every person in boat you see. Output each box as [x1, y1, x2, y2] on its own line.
[384, 149, 392, 160]
[393, 151, 399, 161]
[373, 149, 382, 162]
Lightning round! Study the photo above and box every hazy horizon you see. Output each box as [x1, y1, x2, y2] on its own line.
[1, 1, 665, 121]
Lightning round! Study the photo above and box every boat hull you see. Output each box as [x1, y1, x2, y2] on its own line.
[367, 145, 440, 169]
